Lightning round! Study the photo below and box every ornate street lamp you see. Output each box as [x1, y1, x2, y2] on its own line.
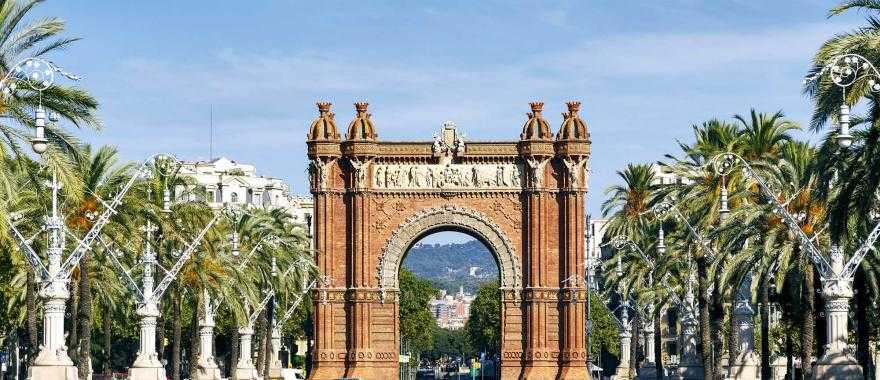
[606, 229, 704, 379]
[97, 159, 225, 380]
[711, 152, 879, 379]
[0, 58, 145, 380]
[804, 53, 880, 148]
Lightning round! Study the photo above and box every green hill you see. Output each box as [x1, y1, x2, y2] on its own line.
[402, 239, 498, 293]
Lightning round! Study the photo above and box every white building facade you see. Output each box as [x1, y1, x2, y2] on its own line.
[176, 157, 314, 233]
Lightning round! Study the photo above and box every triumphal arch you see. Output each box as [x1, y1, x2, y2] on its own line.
[305, 100, 591, 380]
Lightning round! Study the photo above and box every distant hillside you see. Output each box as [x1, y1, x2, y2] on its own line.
[402, 239, 498, 293]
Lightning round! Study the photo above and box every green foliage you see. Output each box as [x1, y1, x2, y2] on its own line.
[465, 281, 500, 354]
[399, 268, 439, 354]
[426, 327, 474, 360]
[588, 292, 620, 358]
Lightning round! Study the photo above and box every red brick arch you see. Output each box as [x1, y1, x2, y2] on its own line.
[306, 102, 592, 380]
[376, 204, 522, 292]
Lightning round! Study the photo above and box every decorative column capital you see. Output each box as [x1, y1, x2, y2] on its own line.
[821, 276, 854, 301]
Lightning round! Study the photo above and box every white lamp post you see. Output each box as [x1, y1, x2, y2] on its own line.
[97, 160, 225, 380]
[192, 227, 248, 380]
[804, 54, 880, 149]
[610, 302, 634, 380]
[0, 58, 142, 380]
[606, 231, 702, 380]
[711, 152, 880, 379]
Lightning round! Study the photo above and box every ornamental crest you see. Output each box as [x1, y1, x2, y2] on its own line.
[432, 121, 465, 165]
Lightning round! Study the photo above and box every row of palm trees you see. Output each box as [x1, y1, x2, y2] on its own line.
[601, 3, 880, 379]
[0, 1, 316, 379]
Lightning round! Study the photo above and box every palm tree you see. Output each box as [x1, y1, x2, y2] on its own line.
[806, 4, 880, 373]
[716, 140, 826, 380]
[0, 0, 100, 166]
[60, 144, 133, 377]
[601, 163, 659, 239]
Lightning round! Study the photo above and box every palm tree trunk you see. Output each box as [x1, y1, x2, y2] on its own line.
[654, 309, 663, 380]
[172, 288, 182, 380]
[77, 255, 93, 379]
[631, 310, 640, 376]
[230, 322, 240, 380]
[712, 275, 725, 379]
[760, 274, 771, 380]
[305, 308, 314, 376]
[26, 270, 38, 362]
[263, 301, 274, 377]
[189, 291, 201, 380]
[103, 303, 112, 378]
[69, 278, 79, 356]
[785, 325, 793, 379]
[697, 257, 715, 380]
[855, 269, 872, 377]
[255, 308, 268, 376]
[157, 310, 166, 364]
[800, 265, 815, 380]
[728, 285, 738, 366]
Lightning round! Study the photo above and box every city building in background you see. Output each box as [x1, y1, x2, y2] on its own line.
[176, 157, 314, 234]
[651, 164, 692, 186]
[429, 287, 474, 330]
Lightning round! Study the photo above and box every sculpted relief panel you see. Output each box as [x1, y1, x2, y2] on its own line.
[373, 163, 522, 190]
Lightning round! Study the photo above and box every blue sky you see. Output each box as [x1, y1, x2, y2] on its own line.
[37, 1, 864, 240]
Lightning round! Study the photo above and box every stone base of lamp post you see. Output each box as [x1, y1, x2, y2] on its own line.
[267, 327, 284, 380]
[193, 319, 222, 380]
[612, 366, 633, 380]
[236, 327, 262, 380]
[235, 367, 262, 380]
[813, 353, 863, 380]
[29, 290, 79, 380]
[770, 357, 789, 380]
[612, 329, 633, 380]
[129, 367, 167, 380]
[193, 359, 223, 380]
[130, 304, 166, 380]
[677, 326, 703, 379]
[28, 364, 79, 380]
[725, 352, 759, 380]
[275, 368, 303, 380]
[812, 279, 864, 380]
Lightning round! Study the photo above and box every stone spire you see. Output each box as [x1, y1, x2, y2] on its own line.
[520, 102, 553, 141]
[556, 101, 589, 141]
[346, 102, 378, 141]
[307, 101, 341, 141]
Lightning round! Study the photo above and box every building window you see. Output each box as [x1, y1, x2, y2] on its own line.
[262, 192, 271, 207]
[208, 190, 215, 202]
[231, 193, 239, 203]
[246, 189, 253, 204]
[215, 189, 222, 203]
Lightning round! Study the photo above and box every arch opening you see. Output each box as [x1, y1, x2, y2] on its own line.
[402, 230, 500, 295]
[376, 205, 522, 293]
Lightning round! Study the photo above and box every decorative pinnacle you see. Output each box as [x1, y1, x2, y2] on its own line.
[354, 102, 369, 115]
[529, 102, 544, 114]
[316, 101, 332, 114]
[566, 101, 581, 115]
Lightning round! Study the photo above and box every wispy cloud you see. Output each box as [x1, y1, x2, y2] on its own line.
[539, 22, 848, 77]
[99, 20, 853, 200]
